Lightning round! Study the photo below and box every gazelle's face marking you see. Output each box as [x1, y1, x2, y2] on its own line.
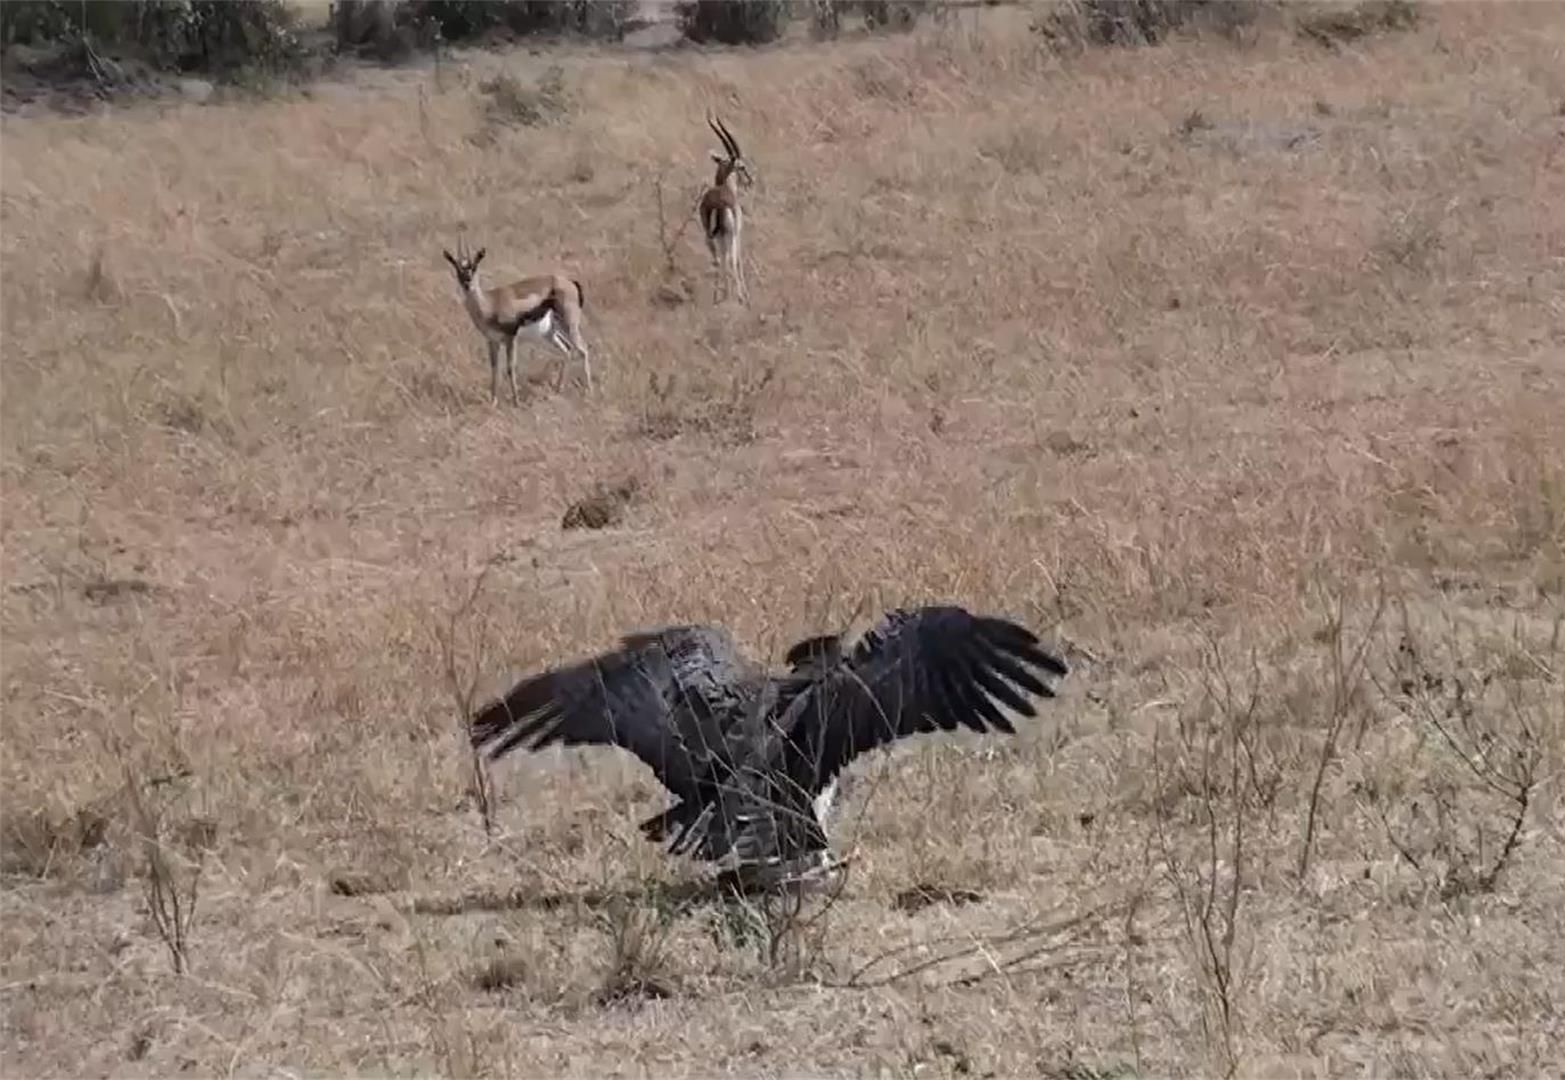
[442, 246, 486, 292]
[710, 152, 755, 189]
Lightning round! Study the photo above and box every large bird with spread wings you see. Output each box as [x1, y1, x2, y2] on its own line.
[470, 605, 1068, 882]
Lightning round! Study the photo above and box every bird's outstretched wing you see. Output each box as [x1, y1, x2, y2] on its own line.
[470, 625, 757, 802]
[774, 606, 1069, 792]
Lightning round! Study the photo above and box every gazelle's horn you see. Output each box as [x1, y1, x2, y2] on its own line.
[715, 113, 742, 159]
[708, 110, 738, 159]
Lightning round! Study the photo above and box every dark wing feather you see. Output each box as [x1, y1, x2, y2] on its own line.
[470, 625, 757, 801]
[775, 606, 1068, 793]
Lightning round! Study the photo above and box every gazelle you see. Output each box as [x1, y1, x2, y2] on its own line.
[698, 112, 754, 304]
[441, 239, 592, 403]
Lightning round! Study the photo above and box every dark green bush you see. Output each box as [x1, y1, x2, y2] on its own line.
[810, 1, 970, 41]
[1, 0, 304, 75]
[676, 0, 793, 45]
[407, 0, 635, 43]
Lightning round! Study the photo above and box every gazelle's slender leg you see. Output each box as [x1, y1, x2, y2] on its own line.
[733, 235, 747, 304]
[549, 331, 570, 392]
[506, 335, 521, 406]
[487, 339, 500, 405]
[708, 235, 725, 303]
[550, 329, 591, 393]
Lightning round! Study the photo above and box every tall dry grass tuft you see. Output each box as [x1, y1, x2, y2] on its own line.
[3, 2, 1564, 1075]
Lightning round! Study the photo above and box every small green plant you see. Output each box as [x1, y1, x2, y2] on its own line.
[595, 893, 678, 1004]
[479, 65, 569, 130]
[1298, 0, 1418, 47]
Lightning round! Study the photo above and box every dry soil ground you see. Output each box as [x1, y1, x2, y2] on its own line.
[3, 3, 1564, 1077]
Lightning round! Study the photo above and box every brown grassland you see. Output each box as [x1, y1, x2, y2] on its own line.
[3, 3, 1564, 1075]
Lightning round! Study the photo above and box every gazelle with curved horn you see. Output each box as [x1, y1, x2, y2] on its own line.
[698, 111, 754, 304]
[441, 237, 592, 403]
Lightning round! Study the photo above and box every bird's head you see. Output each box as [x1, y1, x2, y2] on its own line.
[784, 634, 844, 673]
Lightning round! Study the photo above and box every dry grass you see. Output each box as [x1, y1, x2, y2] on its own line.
[4, 3, 1565, 1075]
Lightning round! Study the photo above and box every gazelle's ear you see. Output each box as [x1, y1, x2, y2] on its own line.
[473, 248, 486, 266]
[442, 249, 460, 270]
[710, 150, 729, 164]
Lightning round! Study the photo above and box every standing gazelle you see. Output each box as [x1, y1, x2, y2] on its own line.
[442, 239, 592, 403]
[699, 112, 754, 304]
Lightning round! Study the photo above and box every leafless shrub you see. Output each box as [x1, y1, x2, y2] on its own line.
[432, 556, 506, 836]
[707, 866, 850, 979]
[123, 762, 208, 975]
[1298, 583, 1387, 882]
[1153, 636, 1268, 1078]
[1363, 604, 1558, 899]
[650, 173, 700, 305]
